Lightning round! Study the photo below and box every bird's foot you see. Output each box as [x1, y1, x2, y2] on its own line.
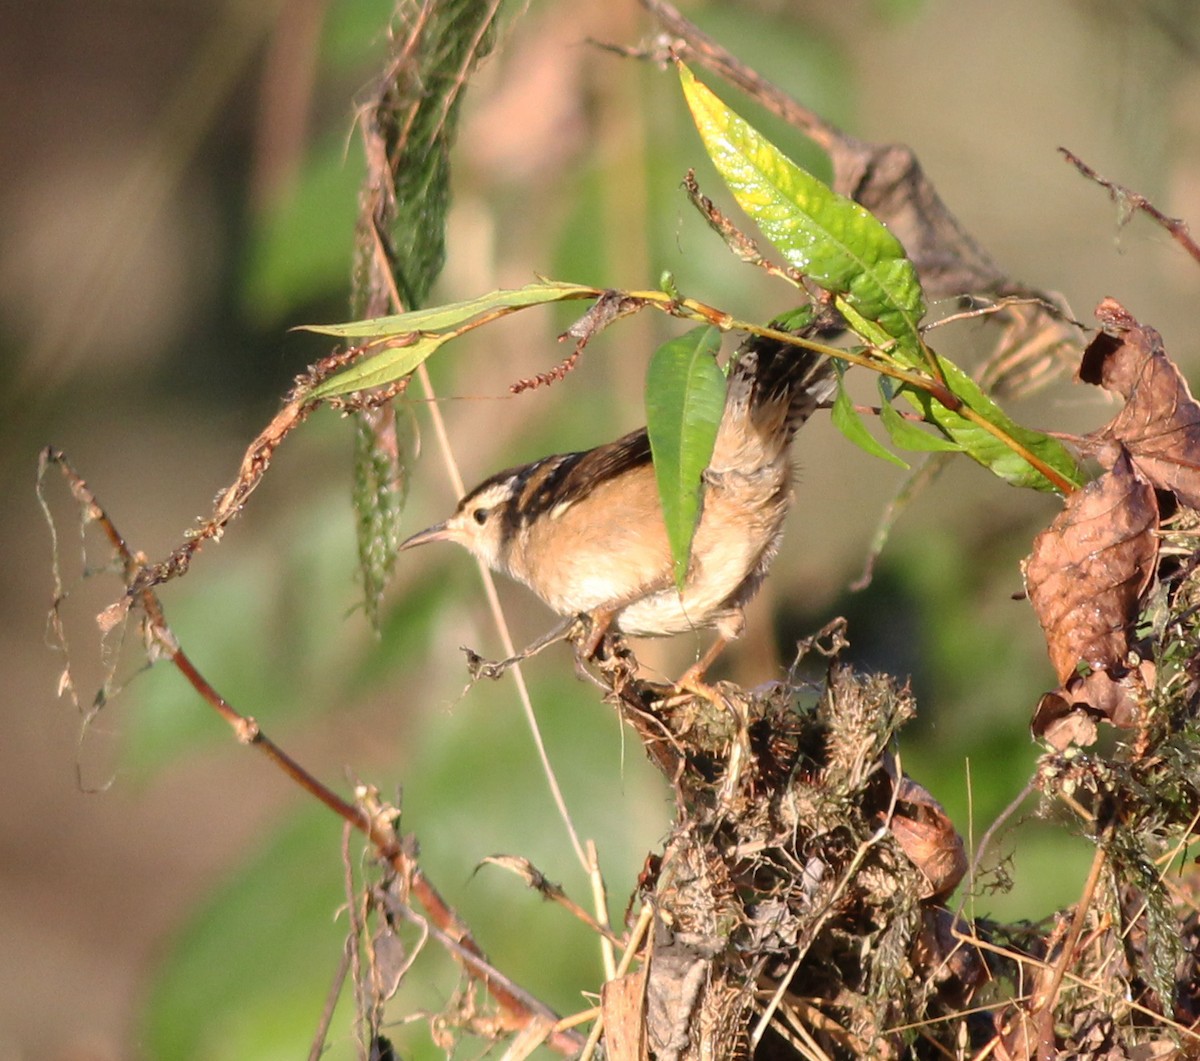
[667, 634, 732, 703]
[463, 617, 576, 681]
[579, 607, 618, 660]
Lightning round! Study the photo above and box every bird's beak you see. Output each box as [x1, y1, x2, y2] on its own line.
[399, 520, 454, 550]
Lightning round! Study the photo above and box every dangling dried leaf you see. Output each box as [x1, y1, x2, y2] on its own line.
[887, 777, 967, 900]
[1025, 450, 1158, 685]
[1081, 298, 1200, 508]
[1030, 659, 1156, 749]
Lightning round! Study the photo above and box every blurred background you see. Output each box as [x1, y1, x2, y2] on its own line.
[4, 0, 1200, 1057]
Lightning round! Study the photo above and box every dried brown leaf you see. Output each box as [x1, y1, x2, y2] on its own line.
[888, 777, 967, 900]
[1025, 451, 1158, 685]
[561, 290, 645, 345]
[1081, 298, 1200, 508]
[1031, 690, 1101, 751]
[1031, 662, 1153, 748]
[910, 908, 988, 1008]
[370, 926, 409, 1002]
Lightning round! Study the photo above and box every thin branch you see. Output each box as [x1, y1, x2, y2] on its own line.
[1061, 147, 1200, 265]
[37, 447, 584, 1057]
[308, 936, 353, 1061]
[1032, 838, 1109, 1060]
[377, 882, 581, 1052]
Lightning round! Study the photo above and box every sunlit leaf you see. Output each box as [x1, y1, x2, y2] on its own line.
[646, 327, 727, 587]
[307, 333, 451, 400]
[903, 356, 1082, 492]
[301, 280, 600, 338]
[679, 64, 926, 361]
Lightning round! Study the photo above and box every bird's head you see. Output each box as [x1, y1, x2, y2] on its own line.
[399, 476, 518, 572]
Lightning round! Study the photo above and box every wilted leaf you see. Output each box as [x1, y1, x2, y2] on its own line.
[1025, 451, 1158, 685]
[1081, 298, 1200, 508]
[645, 327, 727, 588]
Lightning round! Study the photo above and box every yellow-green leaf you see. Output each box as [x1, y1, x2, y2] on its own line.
[679, 64, 926, 363]
[300, 280, 600, 338]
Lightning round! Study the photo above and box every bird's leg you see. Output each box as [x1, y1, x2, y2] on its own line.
[580, 606, 618, 660]
[674, 608, 744, 695]
[674, 634, 731, 696]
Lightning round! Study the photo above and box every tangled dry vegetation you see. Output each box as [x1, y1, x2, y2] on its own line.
[575, 576, 1200, 1058]
[562, 391, 1200, 1058]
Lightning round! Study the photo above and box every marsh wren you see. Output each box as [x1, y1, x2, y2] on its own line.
[401, 324, 838, 680]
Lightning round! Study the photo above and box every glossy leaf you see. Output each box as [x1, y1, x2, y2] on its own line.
[300, 280, 599, 338]
[646, 327, 727, 587]
[903, 356, 1083, 492]
[679, 64, 926, 361]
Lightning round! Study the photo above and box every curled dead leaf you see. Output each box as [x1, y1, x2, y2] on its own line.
[1081, 298, 1200, 509]
[1031, 690, 1100, 751]
[888, 776, 967, 900]
[910, 907, 989, 1008]
[1031, 662, 1154, 749]
[1025, 450, 1158, 685]
[562, 290, 645, 346]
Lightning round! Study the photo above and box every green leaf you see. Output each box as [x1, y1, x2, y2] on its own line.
[679, 64, 926, 360]
[645, 327, 727, 588]
[307, 331, 452, 400]
[830, 371, 909, 469]
[301, 280, 599, 338]
[903, 356, 1083, 491]
[878, 380, 962, 453]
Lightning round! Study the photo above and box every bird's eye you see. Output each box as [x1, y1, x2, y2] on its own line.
[471, 507, 489, 525]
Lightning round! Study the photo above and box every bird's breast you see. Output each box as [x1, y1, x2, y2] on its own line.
[506, 460, 792, 636]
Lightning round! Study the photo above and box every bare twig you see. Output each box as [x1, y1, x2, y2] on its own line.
[476, 855, 623, 947]
[682, 169, 806, 288]
[307, 937, 353, 1061]
[1061, 147, 1200, 265]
